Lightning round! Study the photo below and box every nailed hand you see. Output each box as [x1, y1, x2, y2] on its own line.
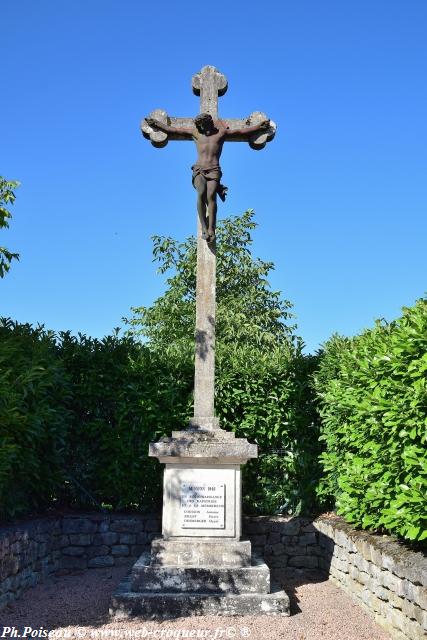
[145, 117, 158, 128]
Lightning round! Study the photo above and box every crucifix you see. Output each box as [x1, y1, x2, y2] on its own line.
[110, 67, 287, 619]
[141, 65, 276, 430]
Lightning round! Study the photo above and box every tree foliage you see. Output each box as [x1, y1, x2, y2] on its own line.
[127, 211, 322, 514]
[0, 177, 20, 278]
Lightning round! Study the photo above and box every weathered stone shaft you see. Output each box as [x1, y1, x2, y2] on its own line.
[192, 66, 226, 422]
[194, 235, 216, 419]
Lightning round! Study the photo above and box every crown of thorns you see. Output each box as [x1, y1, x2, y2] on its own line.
[194, 113, 213, 126]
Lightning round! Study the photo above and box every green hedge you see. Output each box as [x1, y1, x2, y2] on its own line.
[0, 319, 71, 518]
[0, 317, 319, 520]
[58, 330, 191, 511]
[314, 298, 427, 542]
[216, 346, 321, 515]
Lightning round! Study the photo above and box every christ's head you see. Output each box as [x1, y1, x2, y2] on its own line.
[194, 113, 214, 134]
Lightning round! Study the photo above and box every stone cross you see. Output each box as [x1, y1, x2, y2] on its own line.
[141, 66, 276, 431]
[111, 69, 286, 618]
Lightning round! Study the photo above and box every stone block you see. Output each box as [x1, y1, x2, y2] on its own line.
[93, 532, 118, 546]
[11, 541, 21, 554]
[282, 544, 304, 556]
[280, 520, 300, 536]
[137, 532, 149, 545]
[114, 557, 134, 567]
[387, 590, 404, 610]
[88, 555, 114, 568]
[358, 572, 373, 590]
[87, 546, 109, 559]
[306, 545, 323, 557]
[69, 534, 92, 546]
[57, 535, 70, 548]
[0, 557, 20, 579]
[413, 584, 427, 610]
[388, 608, 412, 634]
[269, 521, 286, 533]
[373, 584, 389, 601]
[299, 533, 317, 546]
[382, 570, 403, 596]
[131, 545, 147, 557]
[243, 520, 267, 535]
[250, 535, 266, 546]
[120, 534, 136, 545]
[62, 546, 85, 557]
[353, 554, 370, 574]
[62, 518, 97, 535]
[266, 556, 288, 568]
[0, 592, 13, 610]
[271, 543, 285, 556]
[333, 529, 349, 548]
[301, 522, 317, 533]
[60, 556, 87, 570]
[112, 545, 129, 557]
[98, 521, 110, 533]
[111, 578, 289, 619]
[131, 554, 270, 594]
[318, 535, 335, 552]
[401, 597, 424, 626]
[367, 562, 383, 582]
[110, 520, 142, 533]
[145, 519, 160, 533]
[151, 539, 251, 568]
[288, 556, 318, 569]
[267, 532, 281, 545]
[370, 545, 382, 566]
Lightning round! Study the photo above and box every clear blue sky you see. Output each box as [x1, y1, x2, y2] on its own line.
[2, 1, 426, 354]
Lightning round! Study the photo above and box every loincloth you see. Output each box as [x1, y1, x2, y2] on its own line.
[191, 164, 228, 201]
[191, 164, 222, 185]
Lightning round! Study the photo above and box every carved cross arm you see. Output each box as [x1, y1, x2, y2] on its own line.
[141, 109, 276, 150]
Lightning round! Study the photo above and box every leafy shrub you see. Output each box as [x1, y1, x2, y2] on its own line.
[58, 331, 191, 510]
[128, 211, 322, 515]
[217, 347, 321, 515]
[0, 319, 71, 518]
[314, 298, 427, 542]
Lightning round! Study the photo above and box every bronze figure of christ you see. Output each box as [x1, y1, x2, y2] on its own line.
[145, 113, 270, 243]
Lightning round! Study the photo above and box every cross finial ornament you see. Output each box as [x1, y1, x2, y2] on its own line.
[141, 66, 276, 427]
[192, 65, 228, 117]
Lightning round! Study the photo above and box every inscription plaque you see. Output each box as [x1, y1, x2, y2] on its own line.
[180, 482, 225, 529]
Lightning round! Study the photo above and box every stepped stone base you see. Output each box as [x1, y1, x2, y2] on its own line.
[151, 538, 251, 567]
[110, 547, 289, 619]
[110, 577, 289, 619]
[131, 552, 270, 593]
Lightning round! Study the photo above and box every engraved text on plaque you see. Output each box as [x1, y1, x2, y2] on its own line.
[180, 482, 225, 529]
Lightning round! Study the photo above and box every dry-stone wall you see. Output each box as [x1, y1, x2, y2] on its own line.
[242, 515, 426, 640]
[0, 517, 61, 611]
[60, 514, 160, 570]
[0, 512, 425, 640]
[0, 513, 159, 612]
[315, 515, 426, 640]
[242, 515, 321, 573]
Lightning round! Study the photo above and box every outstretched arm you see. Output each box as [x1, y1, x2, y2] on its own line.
[224, 119, 270, 137]
[145, 117, 193, 136]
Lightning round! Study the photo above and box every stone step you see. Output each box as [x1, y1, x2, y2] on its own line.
[131, 553, 270, 594]
[110, 579, 290, 619]
[151, 538, 252, 567]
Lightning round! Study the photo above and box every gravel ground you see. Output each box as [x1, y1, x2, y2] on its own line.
[1, 565, 391, 640]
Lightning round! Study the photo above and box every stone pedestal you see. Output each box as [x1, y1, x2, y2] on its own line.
[110, 427, 289, 618]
